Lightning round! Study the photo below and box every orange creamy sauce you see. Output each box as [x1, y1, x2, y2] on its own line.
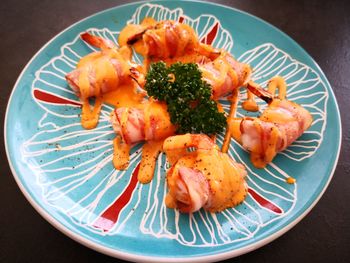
[268, 76, 286, 100]
[138, 140, 163, 184]
[81, 98, 103, 129]
[102, 82, 145, 108]
[221, 90, 239, 153]
[80, 81, 143, 129]
[242, 90, 259, 112]
[286, 177, 296, 184]
[113, 136, 131, 170]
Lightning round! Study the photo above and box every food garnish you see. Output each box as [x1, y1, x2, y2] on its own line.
[145, 62, 226, 134]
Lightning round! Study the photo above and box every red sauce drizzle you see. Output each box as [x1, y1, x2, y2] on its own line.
[248, 188, 283, 214]
[92, 163, 140, 232]
[33, 89, 81, 106]
[201, 22, 218, 45]
[178, 16, 185, 23]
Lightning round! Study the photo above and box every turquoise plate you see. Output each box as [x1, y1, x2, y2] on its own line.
[5, 1, 341, 262]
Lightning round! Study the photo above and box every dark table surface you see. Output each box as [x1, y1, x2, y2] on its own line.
[1, 0, 349, 262]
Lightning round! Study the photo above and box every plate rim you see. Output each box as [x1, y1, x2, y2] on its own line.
[4, 0, 342, 262]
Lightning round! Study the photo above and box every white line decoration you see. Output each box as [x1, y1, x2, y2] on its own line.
[20, 3, 327, 247]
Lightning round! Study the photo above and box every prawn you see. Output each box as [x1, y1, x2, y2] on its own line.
[163, 134, 248, 213]
[66, 32, 143, 99]
[119, 19, 200, 60]
[110, 101, 175, 145]
[110, 101, 175, 175]
[199, 51, 251, 99]
[230, 77, 313, 168]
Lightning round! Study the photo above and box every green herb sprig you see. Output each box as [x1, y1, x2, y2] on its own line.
[145, 62, 226, 134]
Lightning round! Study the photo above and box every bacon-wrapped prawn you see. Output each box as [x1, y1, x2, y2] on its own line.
[231, 78, 313, 168]
[110, 101, 175, 178]
[163, 134, 247, 213]
[66, 33, 141, 99]
[110, 101, 175, 145]
[119, 18, 201, 60]
[199, 52, 251, 99]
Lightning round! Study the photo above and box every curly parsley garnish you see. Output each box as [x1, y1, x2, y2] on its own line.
[145, 62, 226, 134]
